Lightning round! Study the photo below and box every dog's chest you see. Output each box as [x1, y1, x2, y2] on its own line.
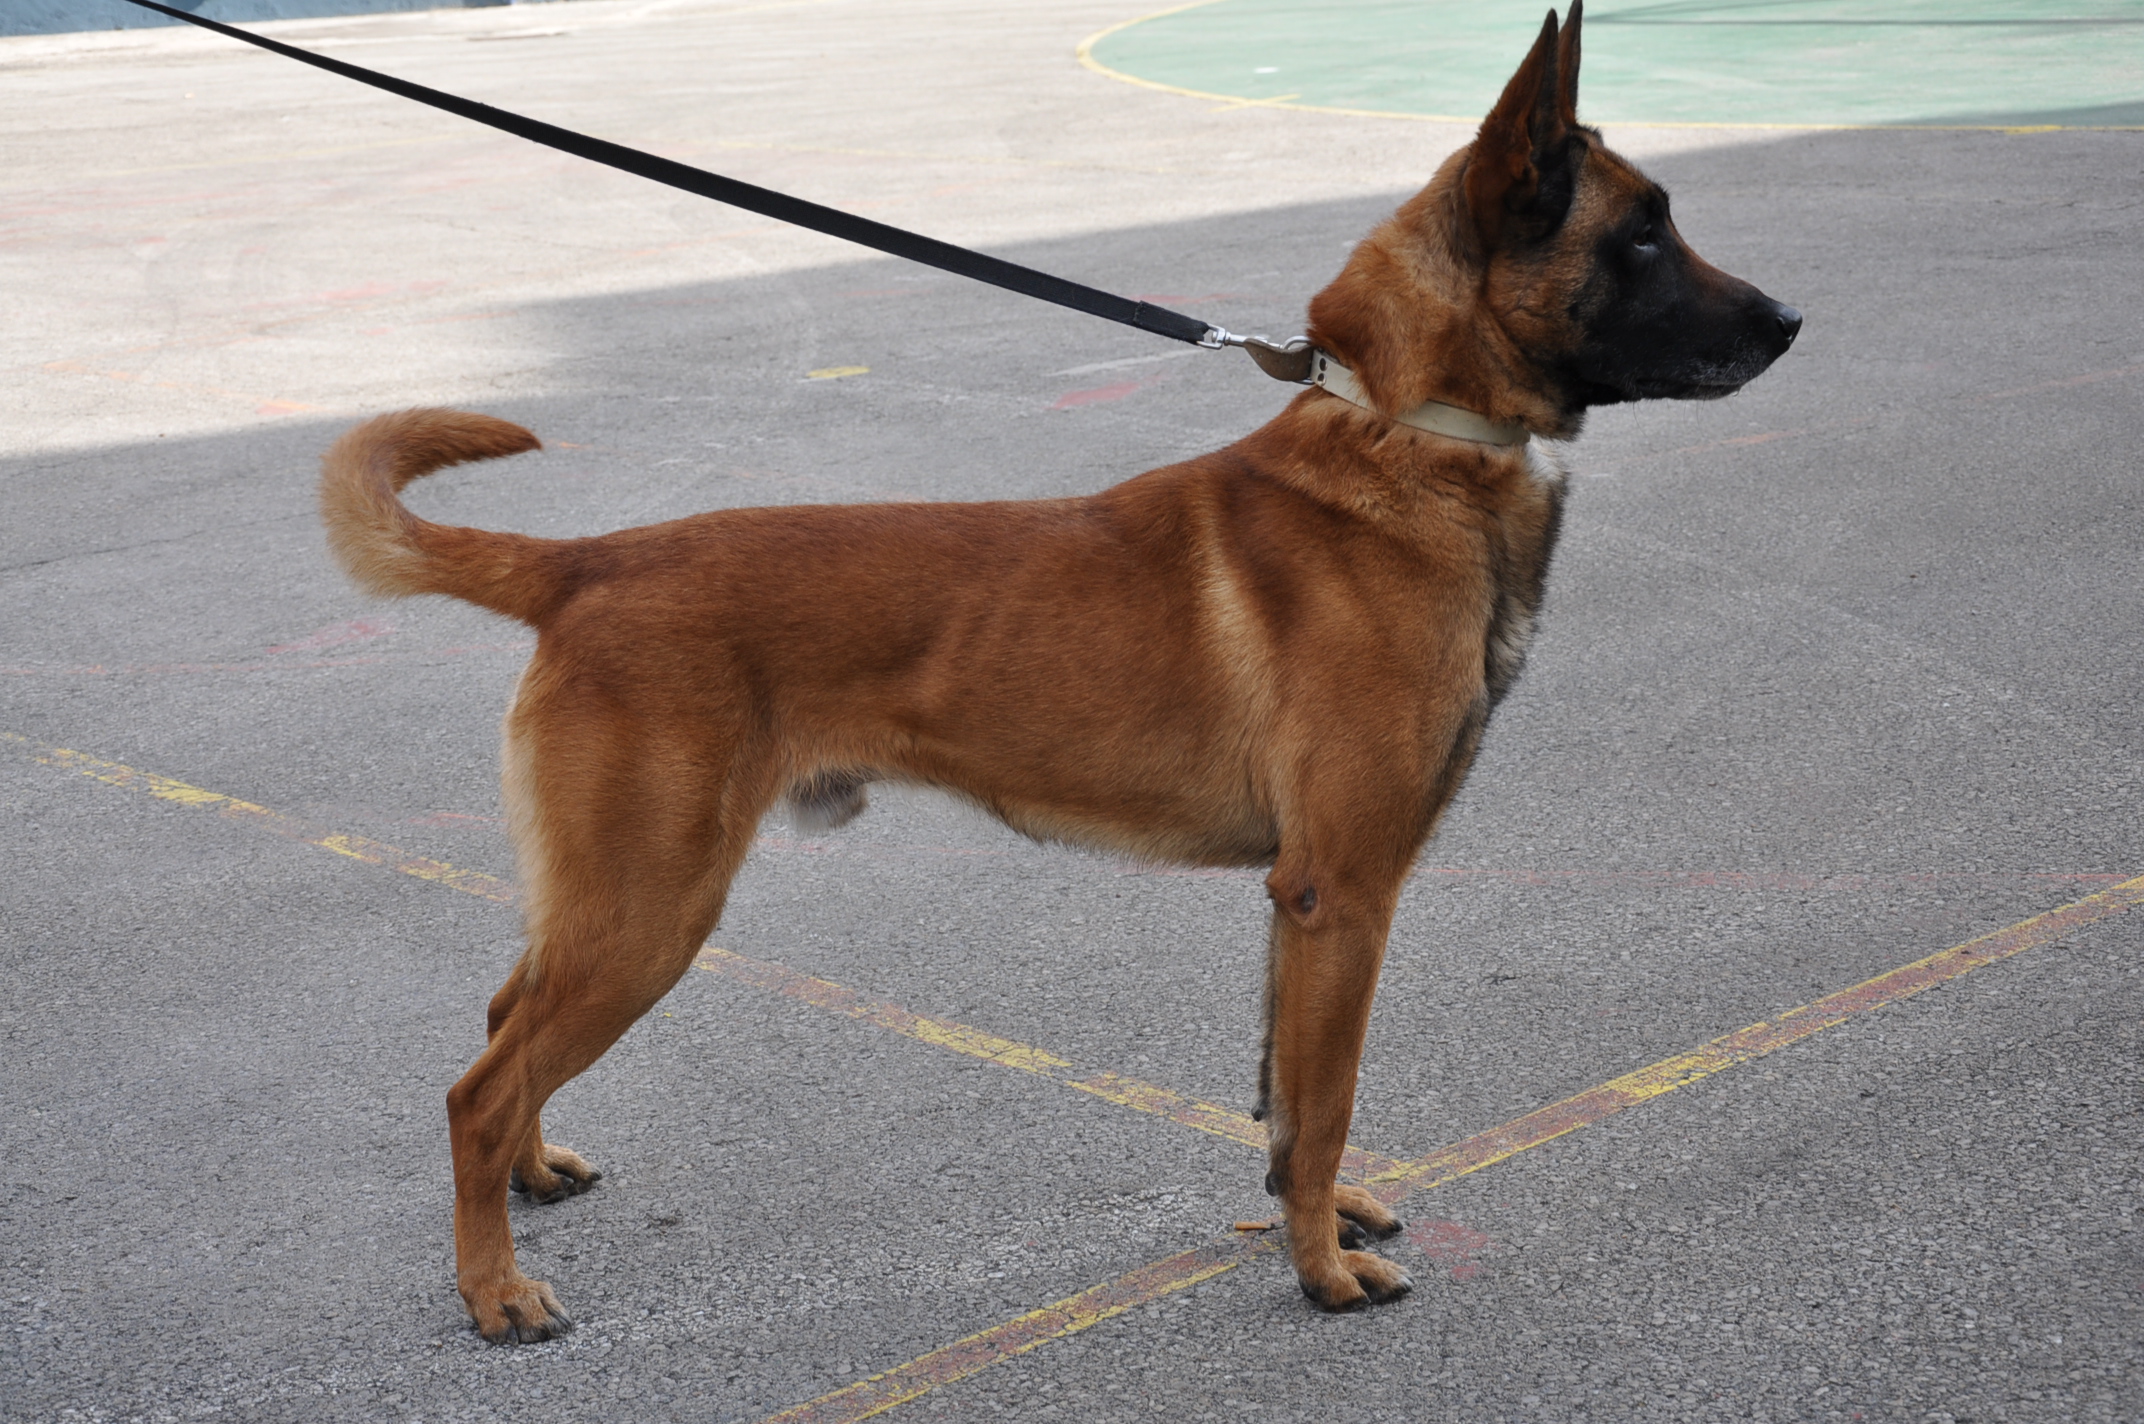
[1479, 443, 1569, 706]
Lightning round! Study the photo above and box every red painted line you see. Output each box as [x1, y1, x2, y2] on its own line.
[1403, 1217, 1493, 1281]
[405, 309, 522, 327]
[0, 643, 530, 677]
[1973, 361, 2144, 403]
[753, 833, 1011, 861]
[264, 617, 397, 655]
[1052, 377, 1148, 408]
[1649, 417, 1875, 461]
[2, 657, 386, 677]
[1408, 868, 2131, 892]
[1118, 861, 2129, 893]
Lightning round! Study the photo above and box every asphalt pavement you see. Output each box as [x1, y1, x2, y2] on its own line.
[3, 3, 2140, 1421]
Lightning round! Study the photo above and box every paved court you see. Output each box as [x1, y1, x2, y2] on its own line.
[2, 2, 2141, 1421]
[1086, 0, 2144, 128]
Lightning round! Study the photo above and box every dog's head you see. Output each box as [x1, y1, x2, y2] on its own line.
[1306, 1, 1800, 437]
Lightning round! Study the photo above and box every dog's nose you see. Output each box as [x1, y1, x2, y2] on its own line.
[1773, 304, 1803, 345]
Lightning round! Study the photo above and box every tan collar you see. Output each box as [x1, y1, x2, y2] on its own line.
[1309, 351, 1530, 447]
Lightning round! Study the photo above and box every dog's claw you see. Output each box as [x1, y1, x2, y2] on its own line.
[469, 1276, 573, 1345]
[516, 1172, 599, 1205]
[1302, 1277, 1370, 1312]
[1333, 1183, 1403, 1241]
[1350, 1211, 1403, 1242]
[1365, 1267, 1413, 1304]
[1331, 1212, 1402, 1248]
[1298, 1248, 1413, 1311]
[511, 1308, 573, 1344]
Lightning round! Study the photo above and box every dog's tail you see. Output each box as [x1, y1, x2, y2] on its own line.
[320, 408, 570, 626]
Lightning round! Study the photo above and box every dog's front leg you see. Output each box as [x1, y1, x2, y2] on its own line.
[1260, 856, 1413, 1310]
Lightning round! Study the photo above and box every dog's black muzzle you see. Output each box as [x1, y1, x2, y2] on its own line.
[1599, 287, 1803, 403]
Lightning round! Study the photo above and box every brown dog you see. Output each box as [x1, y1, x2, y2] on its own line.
[320, 2, 1796, 1342]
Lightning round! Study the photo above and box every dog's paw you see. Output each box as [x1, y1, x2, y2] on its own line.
[1297, 1250, 1414, 1312]
[509, 1143, 602, 1204]
[1334, 1183, 1403, 1246]
[464, 1274, 574, 1345]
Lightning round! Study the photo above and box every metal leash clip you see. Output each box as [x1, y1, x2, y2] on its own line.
[1200, 328, 1316, 384]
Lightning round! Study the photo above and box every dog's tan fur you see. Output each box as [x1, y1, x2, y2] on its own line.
[321, 4, 1796, 1340]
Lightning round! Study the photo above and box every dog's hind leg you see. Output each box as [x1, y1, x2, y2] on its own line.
[448, 708, 774, 1344]
[509, 1124, 602, 1203]
[481, 961, 603, 1204]
[1260, 841, 1415, 1311]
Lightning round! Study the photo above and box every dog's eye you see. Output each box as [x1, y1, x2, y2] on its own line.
[1631, 224, 1658, 253]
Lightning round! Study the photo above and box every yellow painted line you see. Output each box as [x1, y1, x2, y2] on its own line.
[1070, 1, 1483, 121]
[694, 948, 1401, 1175]
[21, 729, 2141, 1419]
[756, 872, 2144, 1423]
[9, 734, 519, 903]
[1072, 4, 2144, 132]
[5, 731, 1380, 1165]
[806, 365, 870, 380]
[1367, 869, 2144, 1195]
[761, 1234, 1269, 1424]
[1206, 91, 1297, 114]
[696, 946, 1071, 1073]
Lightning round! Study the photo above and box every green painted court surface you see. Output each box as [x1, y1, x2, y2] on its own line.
[1089, 0, 2144, 128]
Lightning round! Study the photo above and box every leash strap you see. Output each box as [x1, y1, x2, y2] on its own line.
[114, 0, 1217, 347]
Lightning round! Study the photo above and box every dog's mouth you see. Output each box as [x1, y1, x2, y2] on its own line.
[1647, 377, 1750, 401]
[1629, 332, 1798, 403]
[1589, 368, 1754, 405]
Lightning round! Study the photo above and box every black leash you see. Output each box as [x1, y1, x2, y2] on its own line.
[113, 0, 1311, 373]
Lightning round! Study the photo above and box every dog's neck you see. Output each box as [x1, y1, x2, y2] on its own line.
[1305, 176, 1588, 441]
[1308, 351, 1531, 446]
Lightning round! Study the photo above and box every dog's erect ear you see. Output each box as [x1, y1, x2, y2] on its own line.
[1557, 0, 1582, 127]
[1461, 8, 1580, 253]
